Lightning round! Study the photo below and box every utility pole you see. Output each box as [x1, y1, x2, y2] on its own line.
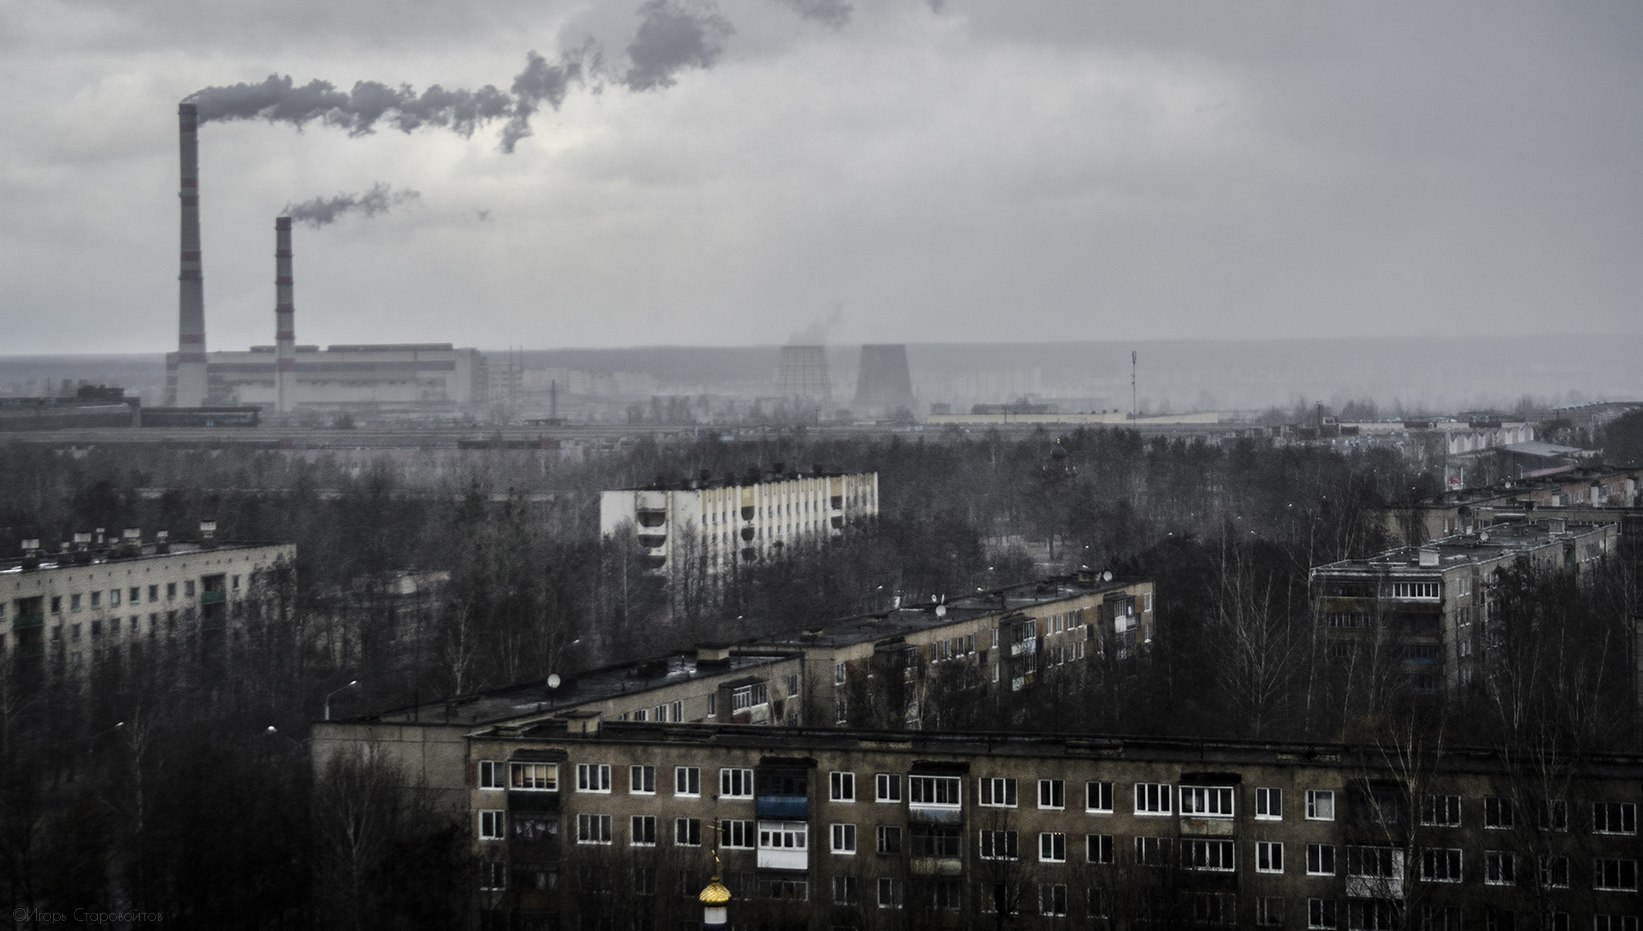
[1130, 350, 1137, 421]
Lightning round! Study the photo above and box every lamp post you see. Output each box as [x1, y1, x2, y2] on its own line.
[324, 679, 359, 721]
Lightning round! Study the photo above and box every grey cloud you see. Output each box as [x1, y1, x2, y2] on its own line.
[282, 183, 421, 227]
[623, 0, 735, 91]
[775, 0, 852, 29]
[501, 43, 601, 153]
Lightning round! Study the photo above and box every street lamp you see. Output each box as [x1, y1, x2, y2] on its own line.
[265, 725, 306, 751]
[324, 679, 360, 721]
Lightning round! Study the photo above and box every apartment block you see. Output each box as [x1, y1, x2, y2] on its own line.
[598, 467, 878, 576]
[1, 528, 295, 680]
[460, 720, 1643, 930]
[1311, 517, 1620, 692]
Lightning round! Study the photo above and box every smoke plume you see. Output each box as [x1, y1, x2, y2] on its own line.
[502, 44, 601, 152]
[788, 304, 845, 345]
[775, 0, 852, 28]
[282, 183, 421, 228]
[623, 0, 735, 91]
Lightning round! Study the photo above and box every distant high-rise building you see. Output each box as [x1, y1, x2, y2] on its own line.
[853, 343, 915, 416]
[775, 345, 831, 407]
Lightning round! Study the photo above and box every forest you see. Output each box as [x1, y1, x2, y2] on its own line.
[1, 418, 1639, 928]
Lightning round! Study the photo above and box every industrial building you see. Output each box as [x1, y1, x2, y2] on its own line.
[598, 467, 879, 577]
[1311, 516, 1620, 693]
[774, 346, 832, 409]
[1382, 466, 1641, 546]
[852, 344, 916, 417]
[165, 103, 488, 414]
[0, 526, 295, 681]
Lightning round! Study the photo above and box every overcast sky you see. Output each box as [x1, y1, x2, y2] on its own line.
[3, 0, 1641, 354]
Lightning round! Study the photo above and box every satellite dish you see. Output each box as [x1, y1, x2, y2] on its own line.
[1102, 570, 1113, 582]
[547, 673, 562, 689]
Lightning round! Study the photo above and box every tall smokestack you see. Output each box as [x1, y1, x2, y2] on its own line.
[274, 217, 296, 413]
[175, 103, 209, 407]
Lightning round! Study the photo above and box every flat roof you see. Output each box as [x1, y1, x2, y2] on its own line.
[2, 539, 290, 574]
[1316, 519, 1611, 576]
[608, 469, 873, 493]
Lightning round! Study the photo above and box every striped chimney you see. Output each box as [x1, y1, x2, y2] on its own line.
[274, 217, 297, 413]
[174, 102, 209, 407]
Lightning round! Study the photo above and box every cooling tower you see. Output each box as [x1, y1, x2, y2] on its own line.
[274, 217, 297, 413]
[174, 103, 209, 407]
[853, 344, 916, 416]
[776, 345, 831, 405]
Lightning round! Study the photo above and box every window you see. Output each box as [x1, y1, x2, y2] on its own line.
[834, 662, 847, 685]
[759, 821, 808, 851]
[1257, 897, 1285, 927]
[719, 819, 754, 849]
[166, 582, 176, 600]
[1595, 917, 1640, 931]
[834, 699, 847, 724]
[1086, 833, 1114, 864]
[909, 774, 961, 807]
[1306, 843, 1336, 876]
[706, 693, 716, 717]
[577, 763, 612, 793]
[979, 829, 1018, 860]
[1539, 855, 1570, 888]
[979, 777, 1017, 807]
[71, 594, 82, 612]
[876, 824, 902, 854]
[675, 766, 700, 797]
[576, 814, 612, 844]
[1039, 832, 1066, 863]
[829, 771, 855, 802]
[1134, 836, 1172, 867]
[1539, 798, 1569, 832]
[1038, 883, 1067, 917]
[758, 877, 808, 901]
[631, 816, 657, 846]
[632, 867, 655, 895]
[719, 767, 753, 799]
[1421, 794, 1462, 827]
[1346, 845, 1398, 879]
[674, 818, 701, 846]
[1035, 778, 1064, 810]
[479, 860, 506, 891]
[1086, 780, 1113, 813]
[129, 587, 140, 603]
[631, 764, 656, 794]
[1594, 858, 1638, 892]
[1483, 795, 1514, 829]
[1256, 787, 1283, 820]
[1257, 841, 1284, 874]
[1419, 847, 1462, 883]
[478, 810, 504, 840]
[147, 585, 158, 603]
[1181, 838, 1236, 872]
[1484, 850, 1514, 885]
[1181, 785, 1235, 818]
[877, 877, 903, 909]
[832, 876, 857, 907]
[830, 823, 857, 854]
[1348, 900, 1399, 931]
[1308, 899, 1337, 930]
[509, 762, 557, 791]
[1135, 782, 1172, 815]
[1188, 892, 1237, 925]
[1594, 801, 1638, 835]
[477, 760, 503, 790]
[875, 773, 901, 802]
[1306, 789, 1335, 821]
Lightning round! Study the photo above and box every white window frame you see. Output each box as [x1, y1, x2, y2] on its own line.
[1255, 787, 1282, 820]
[630, 815, 657, 846]
[1038, 778, 1064, 810]
[831, 822, 857, 854]
[1484, 849, 1514, 885]
[478, 809, 505, 840]
[1256, 840, 1284, 874]
[1594, 801, 1638, 835]
[1181, 838, 1236, 872]
[719, 819, 754, 849]
[979, 777, 1017, 808]
[1134, 782, 1172, 816]
[1421, 794, 1462, 827]
[576, 813, 612, 845]
[875, 773, 901, 802]
[830, 770, 856, 802]
[674, 817, 702, 847]
[1306, 843, 1336, 876]
[1305, 789, 1335, 821]
[675, 766, 700, 797]
[509, 761, 558, 791]
[1180, 785, 1235, 818]
[1086, 833, 1113, 864]
[1038, 832, 1066, 863]
[908, 774, 961, 808]
[577, 762, 612, 793]
[630, 764, 655, 795]
[719, 767, 753, 799]
[1594, 857, 1638, 892]
[978, 829, 1019, 861]
[477, 760, 503, 790]
[1086, 780, 1113, 813]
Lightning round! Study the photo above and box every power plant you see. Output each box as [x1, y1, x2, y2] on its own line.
[164, 104, 488, 415]
[852, 343, 916, 416]
[774, 344, 831, 407]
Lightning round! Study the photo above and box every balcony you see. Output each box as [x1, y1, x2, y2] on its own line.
[637, 534, 667, 550]
[509, 792, 561, 813]
[756, 795, 807, 819]
[12, 611, 45, 630]
[200, 590, 226, 606]
[636, 509, 667, 529]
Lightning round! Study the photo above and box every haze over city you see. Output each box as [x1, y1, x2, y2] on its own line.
[4, 0, 1642, 354]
